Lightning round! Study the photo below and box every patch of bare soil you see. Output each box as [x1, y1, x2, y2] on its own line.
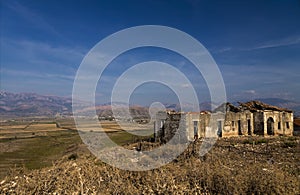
[1, 136, 299, 194]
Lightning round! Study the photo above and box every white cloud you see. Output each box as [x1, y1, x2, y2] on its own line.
[4, 1, 62, 38]
[244, 90, 256, 94]
[181, 83, 190, 88]
[0, 37, 87, 95]
[1, 38, 86, 70]
[244, 35, 300, 51]
[213, 47, 232, 54]
[232, 90, 259, 101]
[1, 68, 74, 81]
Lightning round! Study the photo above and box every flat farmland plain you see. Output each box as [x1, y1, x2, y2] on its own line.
[0, 119, 152, 179]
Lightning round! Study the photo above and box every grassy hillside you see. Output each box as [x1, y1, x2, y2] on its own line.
[1, 136, 299, 194]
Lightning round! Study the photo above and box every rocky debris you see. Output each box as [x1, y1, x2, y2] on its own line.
[214, 101, 293, 114]
[226, 103, 241, 113]
[239, 101, 292, 113]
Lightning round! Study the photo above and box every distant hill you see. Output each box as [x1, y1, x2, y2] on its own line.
[0, 91, 73, 117]
[0, 92, 151, 119]
[1, 91, 299, 118]
[163, 102, 219, 112]
[77, 103, 150, 120]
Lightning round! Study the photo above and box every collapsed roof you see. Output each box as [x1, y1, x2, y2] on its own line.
[214, 101, 292, 113]
[239, 101, 292, 113]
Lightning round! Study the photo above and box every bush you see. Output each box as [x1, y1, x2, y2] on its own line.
[255, 138, 267, 144]
[282, 141, 296, 148]
[67, 153, 78, 160]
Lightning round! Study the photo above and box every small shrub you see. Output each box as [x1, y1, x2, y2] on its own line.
[287, 136, 297, 141]
[283, 141, 296, 148]
[68, 153, 78, 160]
[242, 139, 250, 144]
[256, 138, 267, 144]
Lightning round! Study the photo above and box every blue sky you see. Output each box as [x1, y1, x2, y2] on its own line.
[1, 0, 300, 105]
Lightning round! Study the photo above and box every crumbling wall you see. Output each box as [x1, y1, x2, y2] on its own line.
[253, 112, 264, 135]
[200, 114, 210, 137]
[154, 111, 167, 142]
[163, 113, 181, 142]
[223, 111, 253, 137]
[284, 112, 294, 135]
[263, 111, 279, 135]
[186, 112, 225, 138]
[262, 111, 293, 136]
[155, 101, 294, 142]
[186, 113, 199, 140]
[155, 112, 188, 143]
[185, 112, 210, 140]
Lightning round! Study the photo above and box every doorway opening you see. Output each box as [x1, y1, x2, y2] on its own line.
[238, 120, 242, 135]
[247, 119, 251, 135]
[267, 117, 274, 135]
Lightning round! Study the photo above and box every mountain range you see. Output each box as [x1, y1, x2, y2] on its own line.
[0, 91, 73, 118]
[0, 91, 299, 118]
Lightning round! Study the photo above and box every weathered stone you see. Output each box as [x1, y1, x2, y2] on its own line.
[154, 101, 294, 142]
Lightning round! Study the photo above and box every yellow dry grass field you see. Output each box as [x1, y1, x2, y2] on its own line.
[1, 136, 299, 194]
[55, 119, 152, 132]
[65, 120, 152, 132]
[99, 121, 151, 132]
[0, 120, 150, 136]
[0, 123, 65, 139]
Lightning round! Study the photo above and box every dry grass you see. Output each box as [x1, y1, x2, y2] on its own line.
[1, 136, 299, 194]
[76, 121, 151, 132]
[0, 123, 65, 140]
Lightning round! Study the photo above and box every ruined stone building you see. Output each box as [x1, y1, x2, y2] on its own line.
[154, 101, 294, 142]
[292, 117, 300, 136]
